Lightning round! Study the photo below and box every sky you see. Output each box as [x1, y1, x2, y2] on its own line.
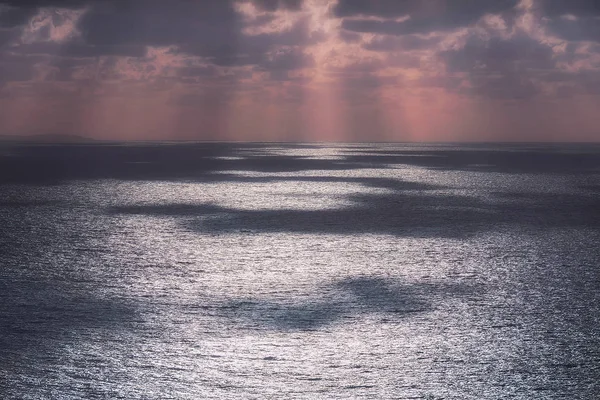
[0, 0, 599, 142]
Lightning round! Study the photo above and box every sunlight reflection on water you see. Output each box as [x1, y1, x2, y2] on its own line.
[1, 144, 599, 399]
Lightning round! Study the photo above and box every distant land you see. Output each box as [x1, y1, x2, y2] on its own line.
[2, 134, 600, 145]
[0, 133, 95, 143]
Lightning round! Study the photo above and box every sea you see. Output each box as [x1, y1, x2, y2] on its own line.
[1, 142, 599, 399]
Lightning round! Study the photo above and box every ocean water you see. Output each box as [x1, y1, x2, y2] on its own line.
[1, 142, 599, 399]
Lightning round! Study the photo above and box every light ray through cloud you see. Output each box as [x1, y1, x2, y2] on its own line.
[0, 0, 599, 141]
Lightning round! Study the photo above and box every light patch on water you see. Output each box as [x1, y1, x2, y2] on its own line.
[1, 143, 599, 399]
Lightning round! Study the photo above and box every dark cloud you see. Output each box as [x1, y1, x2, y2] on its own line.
[0, 26, 18, 45]
[337, 0, 519, 35]
[1, 0, 313, 80]
[577, 71, 600, 94]
[363, 34, 441, 52]
[334, 0, 519, 18]
[244, 13, 277, 27]
[546, 16, 600, 43]
[338, 29, 361, 43]
[258, 46, 314, 73]
[0, 0, 87, 28]
[177, 65, 219, 79]
[2, 0, 599, 104]
[541, 0, 600, 42]
[333, 0, 423, 18]
[0, 62, 34, 83]
[76, 1, 239, 55]
[11, 42, 147, 57]
[532, 66, 600, 96]
[0, 0, 88, 7]
[466, 73, 539, 99]
[189, 17, 314, 72]
[541, 0, 600, 17]
[559, 42, 600, 70]
[439, 34, 556, 99]
[0, 55, 36, 87]
[1, 1, 241, 60]
[47, 56, 94, 81]
[556, 70, 600, 96]
[0, 0, 315, 91]
[0, 6, 33, 28]
[249, 0, 303, 11]
[442, 35, 555, 74]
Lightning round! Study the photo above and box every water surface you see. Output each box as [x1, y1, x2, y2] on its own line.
[1, 143, 599, 399]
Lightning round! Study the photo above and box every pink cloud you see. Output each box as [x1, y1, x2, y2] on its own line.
[0, 0, 599, 141]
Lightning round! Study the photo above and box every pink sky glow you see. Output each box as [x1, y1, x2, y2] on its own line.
[0, 0, 599, 141]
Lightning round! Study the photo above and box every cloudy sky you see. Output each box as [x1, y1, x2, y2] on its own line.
[0, 0, 599, 141]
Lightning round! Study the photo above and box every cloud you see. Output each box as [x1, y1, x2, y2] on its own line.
[249, 0, 303, 12]
[1, 0, 315, 86]
[76, 1, 239, 57]
[541, 0, 600, 17]
[541, 0, 600, 42]
[336, 0, 520, 35]
[0, 55, 36, 86]
[177, 65, 219, 79]
[0, 26, 18, 45]
[363, 34, 441, 52]
[10, 41, 147, 57]
[0, 0, 599, 140]
[546, 16, 600, 43]
[19, 7, 85, 43]
[257, 45, 314, 78]
[442, 34, 555, 74]
[0, 0, 88, 29]
[437, 32, 557, 99]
